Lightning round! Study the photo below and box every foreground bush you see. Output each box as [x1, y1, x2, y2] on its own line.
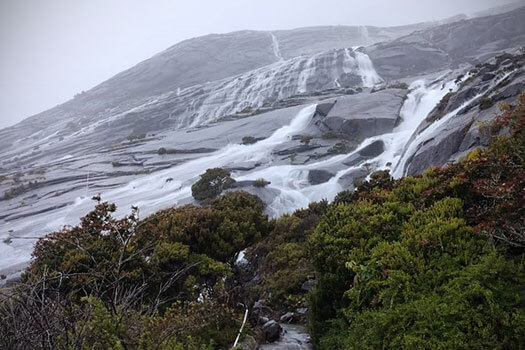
[309, 93, 525, 349]
[191, 168, 236, 201]
[1, 191, 267, 349]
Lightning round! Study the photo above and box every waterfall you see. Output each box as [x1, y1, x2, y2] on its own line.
[270, 32, 284, 61]
[392, 70, 514, 177]
[354, 50, 383, 87]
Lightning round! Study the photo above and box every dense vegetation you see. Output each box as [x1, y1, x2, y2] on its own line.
[191, 168, 236, 201]
[0, 94, 523, 349]
[309, 94, 525, 348]
[1, 192, 268, 349]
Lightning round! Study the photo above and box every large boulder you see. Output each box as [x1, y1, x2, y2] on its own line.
[319, 90, 406, 140]
[342, 140, 385, 167]
[308, 169, 335, 185]
[337, 167, 369, 189]
[280, 312, 295, 324]
[262, 320, 282, 343]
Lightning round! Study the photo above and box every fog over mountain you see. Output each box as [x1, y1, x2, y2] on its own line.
[0, 0, 521, 128]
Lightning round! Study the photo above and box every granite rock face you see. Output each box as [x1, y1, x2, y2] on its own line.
[2, 7, 525, 162]
[318, 89, 406, 139]
[401, 53, 525, 176]
[308, 170, 335, 185]
[342, 140, 385, 167]
[368, 6, 525, 80]
[368, 39, 450, 80]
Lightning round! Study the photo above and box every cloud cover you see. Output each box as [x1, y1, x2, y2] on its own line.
[0, 0, 519, 129]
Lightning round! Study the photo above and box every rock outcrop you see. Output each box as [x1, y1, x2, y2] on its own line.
[316, 89, 406, 139]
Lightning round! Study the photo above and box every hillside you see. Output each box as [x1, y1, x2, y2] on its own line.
[1, 91, 523, 349]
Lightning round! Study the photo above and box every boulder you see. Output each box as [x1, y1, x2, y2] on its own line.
[359, 140, 385, 157]
[338, 167, 369, 189]
[342, 140, 385, 167]
[320, 90, 406, 139]
[296, 307, 308, 315]
[301, 279, 316, 292]
[280, 312, 295, 324]
[493, 81, 525, 102]
[481, 73, 496, 81]
[315, 102, 335, 117]
[258, 316, 270, 326]
[262, 320, 282, 343]
[444, 87, 479, 114]
[308, 169, 334, 185]
[405, 114, 472, 175]
[240, 335, 257, 350]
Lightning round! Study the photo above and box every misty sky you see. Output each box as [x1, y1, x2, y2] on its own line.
[0, 0, 520, 129]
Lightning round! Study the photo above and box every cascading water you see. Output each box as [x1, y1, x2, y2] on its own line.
[354, 50, 383, 87]
[2, 65, 491, 276]
[0, 105, 320, 273]
[270, 33, 284, 61]
[187, 47, 383, 127]
[392, 70, 515, 177]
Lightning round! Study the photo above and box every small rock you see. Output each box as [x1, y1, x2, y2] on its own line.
[258, 316, 269, 326]
[240, 335, 257, 350]
[262, 320, 282, 343]
[296, 307, 308, 314]
[481, 73, 495, 81]
[246, 273, 262, 287]
[301, 279, 315, 292]
[280, 312, 294, 324]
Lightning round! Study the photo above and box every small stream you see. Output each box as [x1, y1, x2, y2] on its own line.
[259, 324, 312, 350]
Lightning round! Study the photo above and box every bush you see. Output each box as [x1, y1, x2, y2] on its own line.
[3, 181, 40, 200]
[479, 96, 494, 110]
[191, 168, 236, 201]
[307, 94, 525, 348]
[327, 142, 351, 154]
[253, 178, 268, 187]
[299, 136, 313, 145]
[241, 136, 258, 145]
[322, 131, 339, 139]
[246, 201, 328, 309]
[1, 192, 267, 348]
[158, 147, 167, 155]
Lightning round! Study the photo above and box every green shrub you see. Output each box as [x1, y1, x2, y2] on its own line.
[253, 178, 268, 187]
[479, 96, 494, 110]
[299, 135, 313, 145]
[3, 192, 266, 348]
[191, 168, 235, 201]
[307, 93, 525, 348]
[327, 142, 351, 154]
[322, 131, 339, 139]
[3, 181, 40, 200]
[241, 136, 258, 145]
